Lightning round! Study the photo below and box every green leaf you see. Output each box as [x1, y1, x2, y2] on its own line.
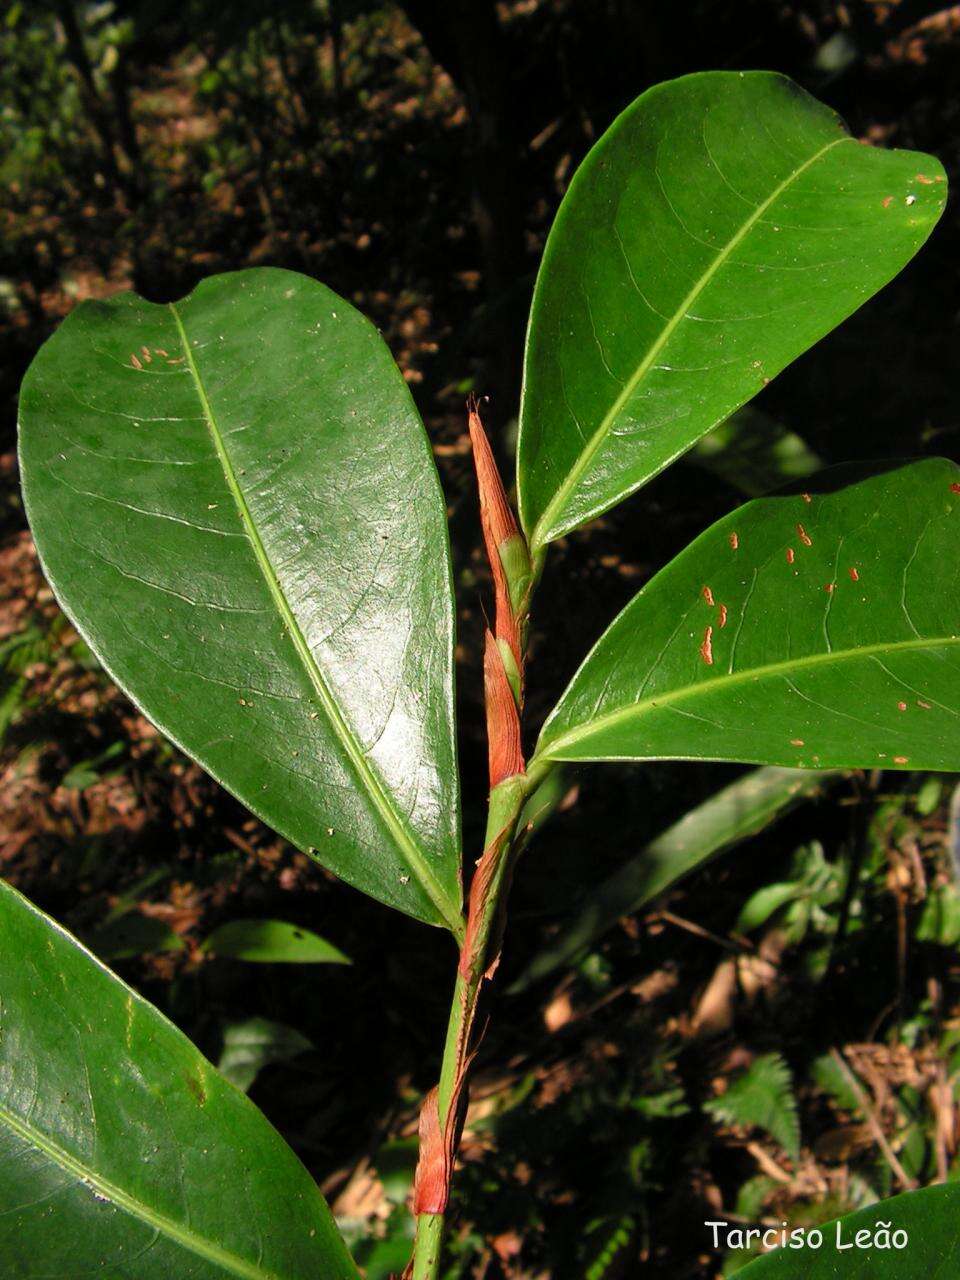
[535, 460, 960, 772]
[217, 1017, 313, 1093]
[511, 765, 842, 990]
[916, 884, 960, 946]
[0, 876, 358, 1279]
[517, 71, 947, 548]
[705, 1052, 800, 1158]
[202, 918, 350, 964]
[86, 911, 186, 960]
[18, 267, 462, 935]
[736, 882, 806, 933]
[737, 1182, 960, 1276]
[689, 408, 822, 498]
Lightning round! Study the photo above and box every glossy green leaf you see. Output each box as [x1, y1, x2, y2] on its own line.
[517, 71, 947, 548]
[217, 1017, 313, 1093]
[18, 268, 462, 935]
[536, 459, 960, 771]
[0, 876, 357, 1279]
[737, 1182, 960, 1276]
[512, 765, 842, 990]
[202, 918, 350, 964]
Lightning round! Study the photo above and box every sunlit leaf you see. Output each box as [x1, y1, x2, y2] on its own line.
[535, 460, 960, 772]
[18, 268, 462, 934]
[202, 918, 350, 964]
[0, 876, 357, 1278]
[518, 71, 947, 547]
[738, 1182, 960, 1276]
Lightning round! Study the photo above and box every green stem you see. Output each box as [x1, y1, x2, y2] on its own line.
[408, 767, 546, 1277]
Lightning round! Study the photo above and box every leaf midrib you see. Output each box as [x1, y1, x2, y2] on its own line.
[530, 134, 853, 548]
[168, 304, 463, 939]
[538, 632, 960, 758]
[0, 1098, 285, 1280]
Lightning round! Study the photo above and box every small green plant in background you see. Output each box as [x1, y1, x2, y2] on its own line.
[8, 71, 960, 1276]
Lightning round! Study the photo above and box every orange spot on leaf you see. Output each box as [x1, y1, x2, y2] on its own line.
[894, 756, 910, 765]
[702, 585, 714, 606]
[916, 173, 934, 185]
[801, 493, 812, 504]
[729, 532, 739, 551]
[897, 701, 907, 711]
[699, 625, 714, 666]
[882, 195, 894, 208]
[797, 523, 812, 547]
[918, 700, 932, 710]
[849, 567, 859, 581]
[950, 483, 960, 495]
[790, 738, 804, 747]
[718, 603, 728, 628]
[129, 354, 142, 370]
[824, 583, 835, 594]
[786, 547, 795, 565]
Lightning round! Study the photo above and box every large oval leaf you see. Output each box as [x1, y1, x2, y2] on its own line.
[517, 71, 947, 548]
[737, 1181, 960, 1277]
[18, 268, 462, 934]
[0, 876, 358, 1279]
[535, 459, 960, 771]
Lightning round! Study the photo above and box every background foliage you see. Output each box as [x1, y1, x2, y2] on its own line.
[3, 3, 960, 1276]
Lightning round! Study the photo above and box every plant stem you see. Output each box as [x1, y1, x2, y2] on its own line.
[408, 763, 549, 1277]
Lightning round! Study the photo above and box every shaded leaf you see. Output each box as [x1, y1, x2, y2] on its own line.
[517, 71, 946, 547]
[535, 460, 960, 772]
[202, 918, 350, 964]
[0, 876, 357, 1278]
[18, 268, 462, 934]
[86, 911, 185, 960]
[217, 1017, 313, 1093]
[689, 408, 821, 498]
[512, 766, 842, 990]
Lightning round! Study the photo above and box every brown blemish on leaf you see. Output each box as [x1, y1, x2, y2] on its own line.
[791, 738, 804, 747]
[729, 532, 739, 550]
[797, 523, 812, 547]
[950, 483, 960, 495]
[916, 174, 935, 185]
[699, 625, 714, 666]
[918, 700, 932, 710]
[155, 348, 169, 357]
[824, 583, 835, 594]
[849, 567, 860, 581]
[140, 345, 152, 363]
[129, 353, 142, 370]
[718, 603, 728, 628]
[801, 493, 812, 504]
[701, 585, 715, 606]
[786, 547, 795, 565]
[882, 196, 894, 209]
[894, 756, 910, 765]
[185, 1074, 207, 1106]
[897, 702, 907, 711]
[167, 356, 185, 365]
